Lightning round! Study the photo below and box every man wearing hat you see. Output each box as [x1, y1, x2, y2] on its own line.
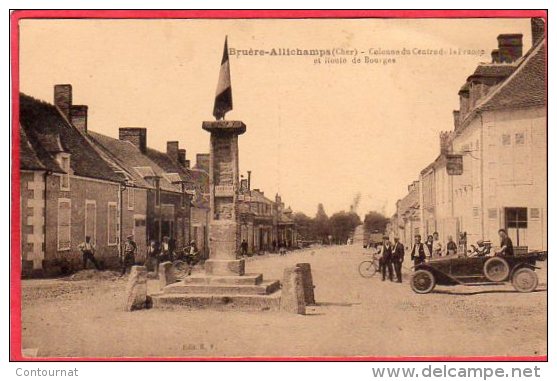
[120, 234, 137, 276]
[392, 237, 405, 283]
[379, 236, 394, 282]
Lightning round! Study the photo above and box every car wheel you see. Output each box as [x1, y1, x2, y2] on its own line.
[483, 257, 510, 282]
[512, 268, 538, 293]
[410, 270, 436, 294]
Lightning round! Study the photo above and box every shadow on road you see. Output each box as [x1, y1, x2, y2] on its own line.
[315, 301, 361, 307]
[432, 288, 547, 296]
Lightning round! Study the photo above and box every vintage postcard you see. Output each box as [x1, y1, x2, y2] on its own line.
[10, 10, 547, 361]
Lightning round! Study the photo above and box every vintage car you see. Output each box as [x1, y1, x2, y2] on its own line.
[410, 251, 547, 294]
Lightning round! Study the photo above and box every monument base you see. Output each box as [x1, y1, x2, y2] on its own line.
[150, 271, 281, 311]
[204, 258, 245, 276]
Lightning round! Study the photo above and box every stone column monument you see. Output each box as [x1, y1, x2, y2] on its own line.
[202, 120, 246, 276]
[152, 122, 281, 311]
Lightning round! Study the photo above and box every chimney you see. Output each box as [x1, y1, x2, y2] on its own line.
[491, 49, 500, 63]
[452, 110, 460, 130]
[497, 34, 523, 63]
[247, 170, 252, 191]
[195, 153, 210, 173]
[54, 84, 72, 118]
[439, 131, 453, 155]
[458, 84, 470, 120]
[166, 141, 179, 163]
[178, 149, 188, 167]
[531, 18, 545, 46]
[70, 105, 88, 133]
[119, 128, 147, 153]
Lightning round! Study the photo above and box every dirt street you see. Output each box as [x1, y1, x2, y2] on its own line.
[20, 245, 547, 358]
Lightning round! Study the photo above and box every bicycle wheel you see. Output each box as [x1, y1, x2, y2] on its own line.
[359, 260, 377, 278]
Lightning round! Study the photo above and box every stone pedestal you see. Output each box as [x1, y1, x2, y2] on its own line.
[151, 120, 280, 311]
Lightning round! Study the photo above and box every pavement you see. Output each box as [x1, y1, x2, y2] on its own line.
[20, 245, 546, 358]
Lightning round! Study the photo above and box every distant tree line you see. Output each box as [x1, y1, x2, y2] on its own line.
[293, 203, 389, 245]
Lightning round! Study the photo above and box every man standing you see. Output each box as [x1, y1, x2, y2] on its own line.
[446, 235, 458, 256]
[120, 234, 137, 276]
[410, 234, 430, 266]
[432, 232, 443, 258]
[392, 237, 405, 283]
[240, 239, 248, 256]
[496, 229, 514, 256]
[379, 236, 394, 282]
[78, 236, 100, 270]
[425, 235, 434, 260]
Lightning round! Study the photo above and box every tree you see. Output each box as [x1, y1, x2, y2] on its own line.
[313, 203, 331, 243]
[292, 212, 314, 240]
[330, 211, 362, 244]
[363, 211, 389, 235]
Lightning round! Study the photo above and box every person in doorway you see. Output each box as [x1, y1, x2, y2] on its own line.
[410, 234, 430, 266]
[240, 239, 248, 256]
[379, 236, 394, 282]
[446, 235, 458, 256]
[496, 229, 514, 256]
[78, 236, 101, 270]
[432, 232, 443, 258]
[120, 235, 137, 276]
[392, 237, 405, 283]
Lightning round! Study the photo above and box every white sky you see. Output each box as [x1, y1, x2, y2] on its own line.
[19, 18, 532, 218]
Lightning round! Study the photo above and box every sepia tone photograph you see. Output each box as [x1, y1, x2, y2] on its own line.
[11, 11, 547, 360]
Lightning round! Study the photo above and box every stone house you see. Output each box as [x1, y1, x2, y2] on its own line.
[19, 91, 125, 276]
[415, 19, 547, 252]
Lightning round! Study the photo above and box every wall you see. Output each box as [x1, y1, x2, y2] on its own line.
[121, 187, 148, 262]
[482, 106, 547, 250]
[20, 170, 46, 276]
[44, 174, 120, 274]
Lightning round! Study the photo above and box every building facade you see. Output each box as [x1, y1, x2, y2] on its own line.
[394, 19, 547, 253]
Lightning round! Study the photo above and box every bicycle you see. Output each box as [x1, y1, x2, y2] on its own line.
[358, 252, 380, 278]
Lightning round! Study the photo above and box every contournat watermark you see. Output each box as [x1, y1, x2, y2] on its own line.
[15, 368, 79, 377]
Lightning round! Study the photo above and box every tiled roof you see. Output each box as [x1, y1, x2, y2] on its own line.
[144, 148, 191, 183]
[19, 127, 48, 171]
[468, 64, 516, 79]
[19, 94, 123, 182]
[88, 131, 179, 192]
[478, 41, 546, 111]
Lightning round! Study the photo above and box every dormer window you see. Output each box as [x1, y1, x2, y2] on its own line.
[57, 153, 71, 191]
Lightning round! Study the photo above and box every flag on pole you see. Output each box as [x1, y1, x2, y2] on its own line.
[213, 36, 233, 120]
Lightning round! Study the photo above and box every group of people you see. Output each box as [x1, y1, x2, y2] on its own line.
[375, 236, 405, 283]
[373, 228, 516, 281]
[239, 239, 290, 257]
[78, 234, 199, 276]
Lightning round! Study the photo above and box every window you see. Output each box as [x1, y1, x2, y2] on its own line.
[515, 132, 525, 145]
[472, 206, 480, 218]
[59, 154, 71, 190]
[84, 200, 97, 244]
[501, 134, 511, 146]
[505, 207, 528, 246]
[57, 198, 71, 250]
[127, 187, 135, 210]
[530, 208, 540, 219]
[107, 202, 118, 245]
